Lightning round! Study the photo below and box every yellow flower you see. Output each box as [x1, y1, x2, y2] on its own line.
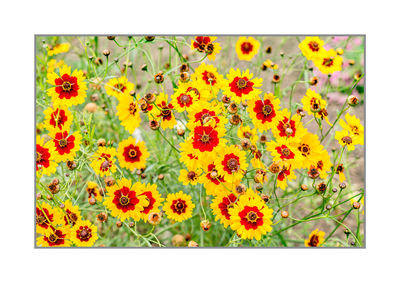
[229, 190, 273, 240]
[271, 108, 307, 143]
[36, 202, 62, 234]
[266, 139, 304, 168]
[105, 76, 135, 98]
[148, 92, 177, 130]
[339, 113, 364, 145]
[47, 64, 87, 107]
[222, 68, 263, 104]
[313, 49, 343, 75]
[215, 145, 248, 183]
[301, 89, 332, 125]
[60, 199, 82, 227]
[305, 229, 325, 247]
[86, 181, 103, 203]
[171, 81, 201, 112]
[138, 183, 164, 222]
[235, 36, 260, 61]
[36, 135, 58, 177]
[116, 93, 141, 134]
[117, 137, 149, 171]
[37, 226, 71, 247]
[336, 164, 346, 183]
[47, 59, 65, 73]
[178, 168, 202, 185]
[103, 178, 149, 222]
[47, 43, 70, 56]
[210, 191, 238, 228]
[275, 162, 297, 190]
[191, 63, 225, 94]
[309, 149, 332, 180]
[250, 145, 266, 171]
[43, 104, 73, 137]
[335, 129, 356, 151]
[237, 125, 258, 144]
[247, 92, 282, 132]
[163, 191, 195, 222]
[293, 131, 325, 169]
[191, 36, 221, 61]
[90, 147, 117, 177]
[71, 220, 98, 247]
[186, 100, 227, 132]
[262, 59, 278, 70]
[298, 36, 326, 60]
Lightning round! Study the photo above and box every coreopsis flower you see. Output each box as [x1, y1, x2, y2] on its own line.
[43, 105, 73, 136]
[37, 226, 71, 247]
[305, 229, 325, 247]
[228, 190, 273, 240]
[301, 89, 332, 125]
[313, 49, 343, 75]
[339, 113, 364, 145]
[186, 101, 227, 132]
[235, 36, 260, 61]
[117, 136, 149, 171]
[191, 36, 221, 61]
[116, 93, 141, 134]
[36, 135, 58, 176]
[103, 178, 149, 222]
[266, 139, 304, 167]
[179, 142, 201, 171]
[163, 191, 195, 222]
[294, 132, 325, 169]
[148, 92, 177, 130]
[138, 183, 164, 222]
[215, 145, 248, 183]
[262, 59, 278, 70]
[61, 200, 82, 227]
[199, 161, 236, 196]
[47, 59, 65, 73]
[298, 36, 326, 60]
[247, 92, 282, 132]
[272, 109, 307, 143]
[47, 43, 70, 56]
[36, 202, 62, 234]
[90, 147, 117, 177]
[171, 82, 201, 112]
[309, 150, 333, 179]
[210, 191, 238, 228]
[336, 164, 346, 183]
[276, 163, 297, 190]
[237, 125, 258, 144]
[71, 220, 98, 247]
[335, 129, 356, 151]
[47, 65, 87, 107]
[178, 169, 202, 185]
[222, 69, 263, 104]
[250, 146, 266, 170]
[86, 181, 103, 203]
[105, 76, 135, 98]
[191, 63, 225, 94]
[52, 131, 82, 162]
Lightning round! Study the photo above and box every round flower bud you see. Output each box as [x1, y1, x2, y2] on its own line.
[107, 36, 115, 40]
[200, 220, 211, 231]
[157, 174, 164, 180]
[97, 212, 108, 223]
[84, 102, 98, 113]
[352, 202, 361, 209]
[141, 64, 148, 71]
[301, 184, 308, 191]
[102, 49, 110, 57]
[309, 76, 318, 86]
[188, 240, 199, 247]
[116, 221, 123, 228]
[339, 182, 347, 190]
[172, 234, 186, 247]
[348, 95, 359, 107]
[89, 197, 96, 205]
[281, 211, 289, 218]
[272, 74, 280, 83]
[148, 212, 162, 225]
[149, 120, 160, 130]
[97, 138, 106, 147]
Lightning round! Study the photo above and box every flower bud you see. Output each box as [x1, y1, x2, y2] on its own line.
[229, 114, 242, 125]
[141, 64, 148, 71]
[154, 72, 164, 84]
[104, 176, 115, 187]
[200, 220, 211, 231]
[308, 166, 320, 179]
[301, 184, 308, 191]
[261, 194, 270, 203]
[352, 202, 361, 209]
[281, 211, 289, 218]
[317, 182, 327, 193]
[348, 95, 359, 106]
[180, 72, 189, 82]
[339, 182, 347, 190]
[157, 174, 164, 180]
[227, 102, 238, 114]
[172, 234, 185, 247]
[116, 221, 123, 228]
[107, 36, 115, 40]
[188, 240, 199, 247]
[102, 49, 110, 57]
[235, 184, 246, 195]
[149, 120, 160, 130]
[148, 212, 162, 225]
[145, 36, 155, 42]
[97, 138, 106, 147]
[309, 76, 318, 86]
[89, 197, 96, 205]
[272, 74, 280, 83]
[97, 212, 108, 222]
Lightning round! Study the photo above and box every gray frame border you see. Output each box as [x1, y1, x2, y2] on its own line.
[34, 34, 366, 249]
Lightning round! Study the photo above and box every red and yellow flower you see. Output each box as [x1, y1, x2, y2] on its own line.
[235, 37, 260, 61]
[178, 168, 202, 186]
[86, 181, 103, 203]
[71, 220, 98, 247]
[51, 131, 82, 162]
[36, 135, 58, 176]
[149, 92, 177, 130]
[313, 49, 343, 75]
[237, 125, 258, 144]
[171, 81, 201, 112]
[36, 202, 62, 234]
[43, 105, 73, 136]
[191, 36, 221, 61]
[191, 63, 225, 94]
[215, 145, 248, 183]
[210, 191, 238, 228]
[47, 64, 87, 107]
[222, 69, 263, 103]
[117, 137, 149, 171]
[247, 92, 282, 132]
[339, 113, 364, 145]
[90, 147, 117, 177]
[47, 43, 70, 56]
[138, 183, 164, 222]
[186, 101, 227, 132]
[301, 89, 332, 125]
[305, 229, 325, 247]
[37, 226, 71, 247]
[200, 161, 237, 196]
[163, 191, 195, 222]
[335, 129, 356, 151]
[103, 178, 149, 222]
[229, 190, 273, 240]
[61, 200, 82, 227]
[298, 36, 326, 60]
[272, 109, 307, 143]
[266, 139, 304, 167]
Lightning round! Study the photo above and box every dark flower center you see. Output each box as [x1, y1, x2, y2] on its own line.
[237, 78, 247, 89]
[129, 103, 137, 115]
[180, 94, 190, 104]
[247, 211, 258, 222]
[62, 81, 72, 91]
[161, 108, 171, 116]
[201, 134, 210, 143]
[227, 158, 239, 170]
[262, 105, 272, 115]
[48, 233, 58, 243]
[128, 148, 137, 158]
[59, 139, 68, 147]
[342, 136, 352, 145]
[281, 148, 291, 157]
[119, 196, 130, 206]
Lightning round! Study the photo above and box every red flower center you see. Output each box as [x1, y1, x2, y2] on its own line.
[239, 206, 264, 230]
[276, 145, 295, 160]
[308, 41, 320, 52]
[308, 234, 320, 246]
[322, 57, 334, 67]
[241, 42, 253, 54]
[77, 226, 92, 242]
[128, 103, 137, 115]
[277, 117, 296, 138]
